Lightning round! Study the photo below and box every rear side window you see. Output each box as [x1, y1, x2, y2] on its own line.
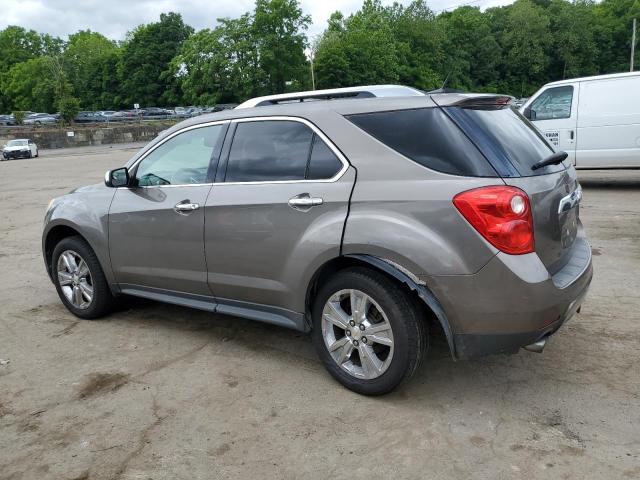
[446, 106, 562, 176]
[307, 135, 343, 180]
[225, 120, 344, 182]
[226, 121, 312, 182]
[346, 108, 497, 177]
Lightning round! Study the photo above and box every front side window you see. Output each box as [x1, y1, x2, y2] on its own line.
[135, 125, 224, 186]
[529, 86, 573, 121]
[225, 120, 343, 182]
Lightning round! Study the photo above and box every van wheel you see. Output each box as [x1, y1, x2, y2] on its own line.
[311, 267, 427, 395]
[52, 236, 116, 319]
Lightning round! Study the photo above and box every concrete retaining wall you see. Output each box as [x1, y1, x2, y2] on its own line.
[0, 121, 178, 149]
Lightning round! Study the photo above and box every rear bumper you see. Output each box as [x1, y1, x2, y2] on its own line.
[426, 235, 593, 359]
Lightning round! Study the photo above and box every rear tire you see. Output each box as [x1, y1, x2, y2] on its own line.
[311, 267, 427, 395]
[52, 236, 116, 319]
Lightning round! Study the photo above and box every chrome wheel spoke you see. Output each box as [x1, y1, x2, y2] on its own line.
[350, 289, 368, 323]
[324, 300, 350, 330]
[58, 271, 74, 286]
[359, 344, 383, 379]
[73, 285, 84, 306]
[76, 260, 89, 278]
[61, 252, 76, 272]
[366, 322, 393, 346]
[79, 281, 93, 302]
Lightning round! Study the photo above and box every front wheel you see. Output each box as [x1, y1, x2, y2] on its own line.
[52, 236, 116, 319]
[312, 267, 427, 395]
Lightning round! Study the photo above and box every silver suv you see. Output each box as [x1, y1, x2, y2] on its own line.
[43, 87, 592, 395]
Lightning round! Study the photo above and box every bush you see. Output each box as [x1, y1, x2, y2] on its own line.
[58, 96, 80, 125]
[12, 111, 25, 125]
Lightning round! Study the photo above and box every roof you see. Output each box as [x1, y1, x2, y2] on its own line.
[235, 84, 425, 109]
[545, 71, 640, 86]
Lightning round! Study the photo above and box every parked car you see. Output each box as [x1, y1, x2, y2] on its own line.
[142, 107, 174, 119]
[74, 111, 106, 123]
[24, 113, 58, 125]
[0, 114, 17, 126]
[2, 138, 38, 160]
[43, 85, 592, 395]
[520, 71, 640, 168]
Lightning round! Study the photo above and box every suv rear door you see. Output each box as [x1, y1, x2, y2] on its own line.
[204, 117, 355, 326]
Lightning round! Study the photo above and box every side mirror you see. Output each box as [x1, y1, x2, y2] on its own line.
[105, 167, 130, 188]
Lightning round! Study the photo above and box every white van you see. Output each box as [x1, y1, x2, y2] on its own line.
[520, 72, 640, 168]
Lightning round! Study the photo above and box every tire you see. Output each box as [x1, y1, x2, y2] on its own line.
[52, 236, 116, 319]
[35, 149, 39, 157]
[311, 267, 427, 395]
[28, 150, 32, 158]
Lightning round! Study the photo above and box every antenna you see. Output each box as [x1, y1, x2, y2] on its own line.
[441, 71, 452, 90]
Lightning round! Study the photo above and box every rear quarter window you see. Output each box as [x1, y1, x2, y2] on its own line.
[346, 107, 497, 177]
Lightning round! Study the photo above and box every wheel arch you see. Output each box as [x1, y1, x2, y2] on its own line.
[43, 222, 118, 295]
[305, 254, 457, 359]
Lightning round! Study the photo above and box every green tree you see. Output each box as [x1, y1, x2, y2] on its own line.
[119, 12, 193, 107]
[253, 0, 311, 93]
[64, 30, 119, 109]
[2, 57, 57, 112]
[58, 96, 81, 124]
[0, 26, 62, 72]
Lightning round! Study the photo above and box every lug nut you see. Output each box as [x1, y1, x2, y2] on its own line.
[353, 340, 359, 346]
[362, 337, 367, 344]
[345, 330, 351, 336]
[359, 324, 365, 331]
[349, 320, 356, 327]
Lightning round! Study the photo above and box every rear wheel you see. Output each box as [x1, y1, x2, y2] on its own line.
[52, 236, 116, 319]
[312, 267, 427, 395]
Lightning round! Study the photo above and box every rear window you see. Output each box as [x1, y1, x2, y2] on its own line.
[346, 108, 497, 177]
[444, 106, 564, 176]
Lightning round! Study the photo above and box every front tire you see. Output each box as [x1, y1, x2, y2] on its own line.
[311, 267, 427, 395]
[52, 236, 116, 319]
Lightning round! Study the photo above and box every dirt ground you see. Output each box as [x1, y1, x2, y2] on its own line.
[0, 144, 639, 480]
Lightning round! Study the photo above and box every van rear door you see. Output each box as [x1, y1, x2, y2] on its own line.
[520, 83, 579, 165]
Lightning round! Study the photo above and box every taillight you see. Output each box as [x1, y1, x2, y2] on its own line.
[453, 186, 534, 255]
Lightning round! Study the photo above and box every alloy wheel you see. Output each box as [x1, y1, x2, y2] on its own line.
[321, 289, 394, 380]
[56, 250, 93, 309]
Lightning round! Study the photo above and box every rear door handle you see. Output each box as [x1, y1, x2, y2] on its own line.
[174, 200, 200, 213]
[288, 194, 323, 210]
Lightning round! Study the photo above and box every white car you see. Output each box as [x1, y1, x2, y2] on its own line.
[520, 72, 640, 169]
[2, 139, 39, 160]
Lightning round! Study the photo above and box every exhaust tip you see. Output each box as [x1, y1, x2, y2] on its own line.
[523, 338, 547, 353]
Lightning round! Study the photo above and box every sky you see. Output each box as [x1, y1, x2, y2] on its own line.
[0, 0, 514, 41]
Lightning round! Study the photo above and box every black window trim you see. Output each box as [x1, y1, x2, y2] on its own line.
[215, 116, 350, 185]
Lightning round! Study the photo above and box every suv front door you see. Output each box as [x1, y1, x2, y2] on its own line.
[204, 117, 355, 328]
[109, 122, 227, 297]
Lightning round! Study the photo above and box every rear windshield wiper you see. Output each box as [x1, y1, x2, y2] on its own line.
[531, 151, 568, 171]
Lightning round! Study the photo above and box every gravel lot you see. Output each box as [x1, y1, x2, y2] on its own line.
[1, 145, 639, 480]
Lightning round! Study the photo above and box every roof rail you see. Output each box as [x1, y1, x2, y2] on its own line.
[235, 85, 425, 109]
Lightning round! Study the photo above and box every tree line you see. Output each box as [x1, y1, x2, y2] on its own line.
[0, 0, 638, 116]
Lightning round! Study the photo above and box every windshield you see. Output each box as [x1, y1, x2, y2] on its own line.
[7, 140, 27, 146]
[444, 105, 566, 177]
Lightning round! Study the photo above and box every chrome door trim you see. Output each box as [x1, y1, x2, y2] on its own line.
[121, 115, 351, 189]
[126, 119, 230, 176]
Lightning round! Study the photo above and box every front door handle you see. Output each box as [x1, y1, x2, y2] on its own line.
[174, 200, 200, 214]
[288, 194, 323, 211]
